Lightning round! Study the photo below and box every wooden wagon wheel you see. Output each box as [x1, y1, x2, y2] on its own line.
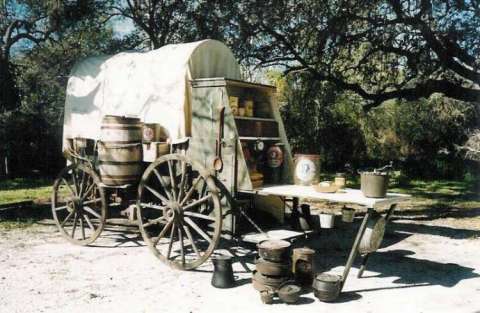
[137, 154, 222, 270]
[51, 163, 107, 245]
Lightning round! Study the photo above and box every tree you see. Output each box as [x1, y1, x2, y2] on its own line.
[8, 20, 121, 176]
[459, 130, 480, 161]
[0, 0, 105, 112]
[108, 0, 233, 49]
[233, 0, 480, 109]
[0, 0, 117, 176]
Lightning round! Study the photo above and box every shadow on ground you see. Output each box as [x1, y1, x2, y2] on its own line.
[1, 201, 479, 295]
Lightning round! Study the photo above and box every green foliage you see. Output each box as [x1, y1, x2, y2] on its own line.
[0, 0, 478, 181]
[272, 70, 477, 177]
[276, 72, 367, 170]
[2, 12, 122, 176]
[232, 0, 480, 106]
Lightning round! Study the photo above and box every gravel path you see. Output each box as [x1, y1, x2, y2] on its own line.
[0, 218, 479, 313]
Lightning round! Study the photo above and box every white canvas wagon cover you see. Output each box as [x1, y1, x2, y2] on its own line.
[63, 39, 241, 148]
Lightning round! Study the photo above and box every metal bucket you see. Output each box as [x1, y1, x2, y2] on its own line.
[294, 154, 320, 186]
[99, 115, 143, 185]
[312, 273, 342, 302]
[341, 207, 355, 223]
[319, 213, 335, 229]
[360, 171, 389, 198]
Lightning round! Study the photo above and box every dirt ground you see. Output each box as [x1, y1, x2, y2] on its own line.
[0, 215, 479, 313]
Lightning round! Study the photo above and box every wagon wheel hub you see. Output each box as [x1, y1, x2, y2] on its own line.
[169, 202, 184, 224]
[71, 196, 83, 212]
[137, 153, 222, 270]
[52, 163, 107, 246]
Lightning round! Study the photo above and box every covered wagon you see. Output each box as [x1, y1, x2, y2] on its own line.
[52, 39, 296, 270]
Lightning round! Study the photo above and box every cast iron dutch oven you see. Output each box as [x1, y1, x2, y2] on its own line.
[257, 239, 291, 262]
[255, 257, 291, 276]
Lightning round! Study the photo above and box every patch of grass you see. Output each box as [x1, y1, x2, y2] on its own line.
[390, 178, 479, 201]
[0, 178, 52, 205]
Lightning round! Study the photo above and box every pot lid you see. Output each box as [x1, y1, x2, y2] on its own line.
[258, 239, 291, 250]
[315, 272, 342, 282]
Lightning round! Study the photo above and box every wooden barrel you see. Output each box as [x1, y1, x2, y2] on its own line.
[99, 115, 143, 185]
[100, 115, 142, 143]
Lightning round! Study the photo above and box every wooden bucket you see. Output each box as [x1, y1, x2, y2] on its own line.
[99, 115, 143, 185]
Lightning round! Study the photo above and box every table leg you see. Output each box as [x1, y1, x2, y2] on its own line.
[385, 203, 397, 221]
[290, 197, 300, 230]
[357, 253, 370, 278]
[340, 207, 373, 290]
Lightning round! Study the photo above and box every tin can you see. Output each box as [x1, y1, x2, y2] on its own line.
[334, 172, 346, 188]
[229, 96, 239, 116]
[294, 154, 320, 186]
[266, 145, 283, 184]
[292, 248, 315, 286]
[244, 99, 254, 117]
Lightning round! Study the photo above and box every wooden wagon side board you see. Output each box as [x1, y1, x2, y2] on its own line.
[267, 87, 294, 185]
[190, 77, 293, 192]
[190, 77, 294, 224]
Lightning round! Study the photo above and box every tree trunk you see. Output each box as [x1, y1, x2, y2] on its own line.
[0, 55, 19, 112]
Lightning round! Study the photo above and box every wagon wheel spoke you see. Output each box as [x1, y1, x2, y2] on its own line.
[60, 210, 75, 227]
[52, 163, 106, 246]
[142, 216, 168, 228]
[178, 227, 185, 266]
[83, 206, 102, 219]
[79, 169, 86, 196]
[82, 178, 95, 199]
[180, 177, 203, 206]
[183, 194, 212, 211]
[71, 213, 79, 238]
[166, 223, 176, 260]
[167, 160, 178, 201]
[70, 169, 80, 196]
[83, 198, 103, 205]
[184, 217, 212, 244]
[153, 168, 173, 200]
[177, 161, 187, 201]
[137, 154, 222, 270]
[83, 214, 96, 231]
[80, 215, 86, 240]
[61, 178, 76, 198]
[183, 211, 216, 222]
[152, 219, 173, 246]
[54, 205, 69, 211]
[144, 184, 169, 204]
[183, 225, 201, 258]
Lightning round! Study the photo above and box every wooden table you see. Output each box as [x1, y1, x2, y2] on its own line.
[250, 185, 411, 289]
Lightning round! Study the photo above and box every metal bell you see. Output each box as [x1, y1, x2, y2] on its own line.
[211, 255, 235, 288]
